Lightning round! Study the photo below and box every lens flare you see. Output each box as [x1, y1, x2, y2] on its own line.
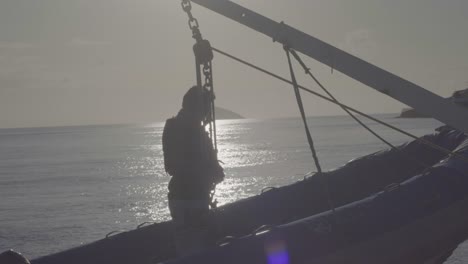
[265, 239, 289, 264]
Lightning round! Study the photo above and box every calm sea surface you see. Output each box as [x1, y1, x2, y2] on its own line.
[1, 114, 467, 262]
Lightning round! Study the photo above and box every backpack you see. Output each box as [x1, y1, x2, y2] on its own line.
[162, 117, 180, 176]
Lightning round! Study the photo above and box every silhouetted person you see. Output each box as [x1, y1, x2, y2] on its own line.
[162, 86, 224, 255]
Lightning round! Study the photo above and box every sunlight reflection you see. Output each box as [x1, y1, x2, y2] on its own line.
[122, 121, 284, 222]
[125, 181, 171, 222]
[217, 142, 277, 169]
[213, 177, 252, 206]
[216, 120, 278, 169]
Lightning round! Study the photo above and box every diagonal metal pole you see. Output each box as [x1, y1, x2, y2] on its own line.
[191, 0, 468, 134]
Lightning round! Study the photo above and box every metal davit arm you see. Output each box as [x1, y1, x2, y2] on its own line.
[191, 0, 468, 134]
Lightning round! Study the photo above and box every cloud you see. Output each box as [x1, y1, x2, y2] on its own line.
[69, 38, 111, 47]
[341, 29, 377, 60]
[0, 43, 71, 90]
[0, 41, 34, 50]
[0, 38, 110, 91]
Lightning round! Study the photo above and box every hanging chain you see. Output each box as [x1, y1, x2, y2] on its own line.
[181, 0, 216, 148]
[181, 0, 202, 41]
[180, 0, 219, 208]
[203, 63, 212, 90]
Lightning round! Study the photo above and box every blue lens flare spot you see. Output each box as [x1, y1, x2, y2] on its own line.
[265, 240, 289, 264]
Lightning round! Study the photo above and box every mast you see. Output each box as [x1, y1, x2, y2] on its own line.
[191, 0, 468, 134]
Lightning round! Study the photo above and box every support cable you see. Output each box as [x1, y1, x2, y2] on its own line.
[211, 46, 468, 165]
[285, 46, 336, 214]
[288, 49, 431, 169]
[285, 47, 322, 174]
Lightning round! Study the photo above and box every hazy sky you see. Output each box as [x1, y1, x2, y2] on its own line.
[0, 0, 467, 128]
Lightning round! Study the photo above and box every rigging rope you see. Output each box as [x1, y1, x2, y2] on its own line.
[211, 46, 468, 165]
[284, 47, 322, 174]
[285, 46, 336, 214]
[287, 49, 432, 169]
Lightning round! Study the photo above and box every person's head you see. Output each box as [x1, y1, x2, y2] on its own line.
[182, 86, 212, 122]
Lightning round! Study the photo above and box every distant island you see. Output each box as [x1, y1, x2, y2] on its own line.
[399, 88, 468, 118]
[399, 108, 429, 118]
[215, 107, 244, 120]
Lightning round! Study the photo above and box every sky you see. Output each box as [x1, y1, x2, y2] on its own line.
[0, 0, 467, 128]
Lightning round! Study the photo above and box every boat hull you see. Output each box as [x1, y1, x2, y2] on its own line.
[31, 128, 466, 264]
[164, 137, 468, 264]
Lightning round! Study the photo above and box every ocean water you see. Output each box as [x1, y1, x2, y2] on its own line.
[1, 114, 467, 262]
